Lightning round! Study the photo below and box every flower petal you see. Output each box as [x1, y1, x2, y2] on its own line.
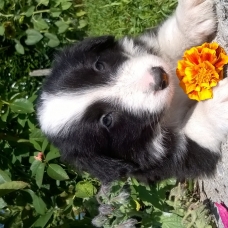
[203, 49, 217, 64]
[188, 91, 200, 101]
[186, 84, 196, 94]
[184, 48, 200, 64]
[199, 88, 213, 100]
[215, 52, 228, 70]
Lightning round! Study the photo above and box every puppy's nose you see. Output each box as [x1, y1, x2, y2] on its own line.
[150, 67, 169, 91]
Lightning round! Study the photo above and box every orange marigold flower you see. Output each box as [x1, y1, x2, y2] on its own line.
[176, 42, 228, 101]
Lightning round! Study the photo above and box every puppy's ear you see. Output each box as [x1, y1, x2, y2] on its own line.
[80, 36, 116, 52]
[76, 155, 137, 184]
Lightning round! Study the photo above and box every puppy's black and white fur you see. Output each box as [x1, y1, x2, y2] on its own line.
[37, 0, 228, 184]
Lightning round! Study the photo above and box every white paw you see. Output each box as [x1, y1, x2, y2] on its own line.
[176, 0, 217, 45]
[200, 77, 228, 135]
[184, 77, 228, 152]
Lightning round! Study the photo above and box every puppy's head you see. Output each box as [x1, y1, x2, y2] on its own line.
[37, 36, 174, 183]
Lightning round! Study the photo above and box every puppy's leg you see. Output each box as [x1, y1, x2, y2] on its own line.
[184, 77, 228, 153]
[157, 0, 216, 61]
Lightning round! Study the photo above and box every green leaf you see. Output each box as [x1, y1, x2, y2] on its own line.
[1, 107, 9, 122]
[41, 138, 49, 152]
[159, 178, 176, 188]
[33, 18, 49, 30]
[46, 149, 60, 162]
[36, 162, 45, 188]
[24, 189, 47, 215]
[25, 6, 35, 17]
[29, 129, 45, 149]
[55, 21, 69, 33]
[78, 19, 88, 29]
[37, 0, 49, 6]
[30, 140, 42, 151]
[17, 115, 27, 127]
[76, 10, 86, 17]
[28, 93, 38, 103]
[61, 1, 72, 10]
[25, 29, 43, 45]
[0, 181, 29, 197]
[33, 210, 53, 227]
[44, 33, 60, 47]
[50, 8, 62, 17]
[0, 26, 5, 36]
[0, 170, 11, 184]
[47, 164, 69, 180]
[30, 159, 43, 176]
[15, 42, 25, 54]
[0, 1, 4, 9]
[134, 185, 163, 210]
[27, 118, 36, 130]
[0, 198, 7, 209]
[75, 181, 97, 198]
[53, 0, 61, 7]
[0, 100, 3, 112]
[131, 177, 139, 186]
[33, 194, 47, 215]
[9, 98, 34, 114]
[160, 213, 184, 228]
[30, 129, 45, 142]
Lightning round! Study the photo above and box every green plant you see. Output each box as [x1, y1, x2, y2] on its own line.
[167, 183, 215, 228]
[91, 180, 215, 228]
[0, 0, 97, 227]
[0, 0, 87, 54]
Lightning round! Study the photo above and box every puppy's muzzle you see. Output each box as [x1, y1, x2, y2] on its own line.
[150, 67, 169, 91]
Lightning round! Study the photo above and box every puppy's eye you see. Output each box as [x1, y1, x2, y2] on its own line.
[94, 61, 105, 71]
[101, 113, 113, 128]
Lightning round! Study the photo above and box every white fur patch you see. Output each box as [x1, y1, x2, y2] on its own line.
[138, 33, 160, 53]
[156, 0, 216, 62]
[38, 92, 94, 135]
[148, 125, 166, 159]
[184, 77, 228, 152]
[114, 54, 174, 113]
[121, 37, 144, 56]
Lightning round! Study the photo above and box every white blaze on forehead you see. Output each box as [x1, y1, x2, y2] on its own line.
[38, 55, 174, 135]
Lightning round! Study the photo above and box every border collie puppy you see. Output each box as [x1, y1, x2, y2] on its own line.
[37, 0, 228, 184]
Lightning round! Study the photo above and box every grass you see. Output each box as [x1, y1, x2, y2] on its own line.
[84, 0, 177, 38]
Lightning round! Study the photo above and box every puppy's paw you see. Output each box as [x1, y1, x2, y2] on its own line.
[184, 77, 228, 152]
[201, 77, 228, 134]
[176, 0, 217, 45]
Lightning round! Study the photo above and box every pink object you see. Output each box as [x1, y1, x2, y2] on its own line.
[215, 202, 228, 228]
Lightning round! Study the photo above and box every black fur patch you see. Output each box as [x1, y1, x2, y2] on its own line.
[42, 36, 128, 94]
[47, 100, 166, 183]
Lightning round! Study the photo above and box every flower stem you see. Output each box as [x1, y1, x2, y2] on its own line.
[2, 100, 10, 105]
[0, 13, 14, 18]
